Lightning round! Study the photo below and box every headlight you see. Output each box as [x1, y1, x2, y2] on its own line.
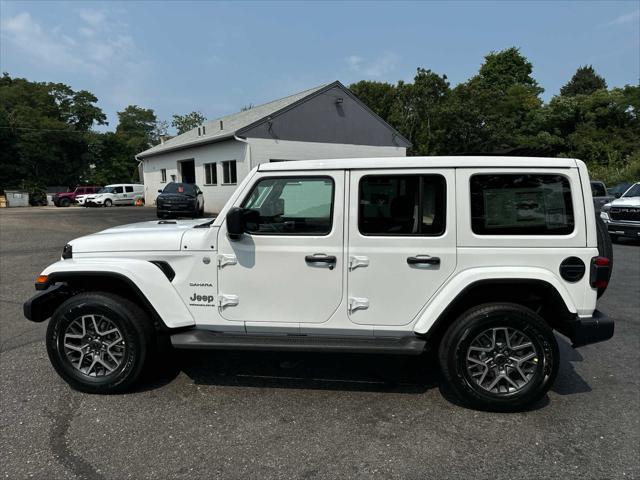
[600, 211, 610, 221]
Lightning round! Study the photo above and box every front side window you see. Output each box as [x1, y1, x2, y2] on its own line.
[470, 174, 574, 235]
[242, 176, 334, 235]
[204, 163, 217, 185]
[113, 186, 124, 194]
[223, 160, 237, 184]
[359, 175, 446, 236]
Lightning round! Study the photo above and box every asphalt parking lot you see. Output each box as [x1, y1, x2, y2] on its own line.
[1, 206, 639, 479]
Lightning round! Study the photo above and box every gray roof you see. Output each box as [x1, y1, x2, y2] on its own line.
[138, 83, 330, 159]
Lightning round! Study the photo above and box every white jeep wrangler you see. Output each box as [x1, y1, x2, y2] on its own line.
[24, 157, 614, 411]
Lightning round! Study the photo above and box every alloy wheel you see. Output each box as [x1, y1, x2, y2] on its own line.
[63, 314, 126, 377]
[465, 326, 540, 395]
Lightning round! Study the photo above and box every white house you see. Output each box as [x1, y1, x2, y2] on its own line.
[137, 81, 411, 213]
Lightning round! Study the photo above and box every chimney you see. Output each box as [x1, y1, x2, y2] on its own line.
[220, 120, 223, 130]
[160, 135, 167, 144]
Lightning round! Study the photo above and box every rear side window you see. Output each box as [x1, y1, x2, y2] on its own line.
[359, 175, 446, 236]
[242, 176, 334, 235]
[470, 174, 574, 235]
[125, 186, 134, 193]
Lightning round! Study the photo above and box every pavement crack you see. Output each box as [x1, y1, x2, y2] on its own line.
[49, 391, 106, 480]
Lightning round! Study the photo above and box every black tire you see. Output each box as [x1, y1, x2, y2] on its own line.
[438, 303, 559, 412]
[59, 197, 71, 208]
[199, 204, 205, 217]
[46, 292, 154, 394]
[104, 199, 113, 207]
[595, 214, 613, 298]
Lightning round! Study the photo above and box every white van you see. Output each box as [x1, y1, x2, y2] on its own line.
[84, 184, 144, 207]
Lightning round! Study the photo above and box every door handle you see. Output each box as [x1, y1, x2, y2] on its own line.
[407, 256, 440, 265]
[305, 254, 337, 270]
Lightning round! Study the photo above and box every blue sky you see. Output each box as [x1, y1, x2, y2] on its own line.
[1, 1, 638, 133]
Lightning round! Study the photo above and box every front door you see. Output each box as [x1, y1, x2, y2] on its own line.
[347, 169, 456, 326]
[217, 171, 344, 326]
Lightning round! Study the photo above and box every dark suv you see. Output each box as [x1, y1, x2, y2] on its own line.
[156, 182, 205, 218]
[53, 186, 101, 207]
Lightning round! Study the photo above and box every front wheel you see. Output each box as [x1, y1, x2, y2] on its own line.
[59, 197, 71, 208]
[438, 303, 558, 412]
[46, 292, 153, 393]
[103, 199, 113, 207]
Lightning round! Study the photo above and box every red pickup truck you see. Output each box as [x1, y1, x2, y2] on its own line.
[52, 186, 101, 207]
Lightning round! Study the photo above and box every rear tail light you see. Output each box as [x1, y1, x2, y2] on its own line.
[590, 256, 610, 289]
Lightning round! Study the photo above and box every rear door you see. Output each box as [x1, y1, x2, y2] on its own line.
[217, 171, 344, 329]
[347, 169, 456, 327]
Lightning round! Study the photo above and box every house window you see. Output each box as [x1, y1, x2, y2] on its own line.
[222, 160, 237, 185]
[202, 125, 206, 135]
[161, 169, 167, 183]
[204, 163, 217, 185]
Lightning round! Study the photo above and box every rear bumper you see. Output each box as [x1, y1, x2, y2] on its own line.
[23, 284, 70, 322]
[556, 310, 614, 347]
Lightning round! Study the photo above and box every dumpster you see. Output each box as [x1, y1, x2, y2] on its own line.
[4, 190, 30, 207]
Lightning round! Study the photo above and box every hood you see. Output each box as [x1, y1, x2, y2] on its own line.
[70, 219, 212, 253]
[605, 196, 640, 208]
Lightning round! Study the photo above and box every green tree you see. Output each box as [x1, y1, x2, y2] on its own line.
[560, 65, 607, 97]
[171, 111, 207, 134]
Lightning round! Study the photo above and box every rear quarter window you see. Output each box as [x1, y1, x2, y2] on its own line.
[470, 174, 574, 235]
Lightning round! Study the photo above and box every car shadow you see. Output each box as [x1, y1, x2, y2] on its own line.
[134, 336, 593, 411]
[551, 335, 592, 395]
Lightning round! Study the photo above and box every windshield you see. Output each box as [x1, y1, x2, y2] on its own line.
[622, 183, 640, 198]
[162, 183, 196, 195]
[98, 187, 116, 194]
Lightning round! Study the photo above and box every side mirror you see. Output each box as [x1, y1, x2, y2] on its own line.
[226, 207, 246, 240]
[157, 189, 163, 193]
[614, 192, 621, 198]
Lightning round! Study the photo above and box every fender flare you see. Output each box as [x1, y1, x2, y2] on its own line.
[413, 267, 577, 334]
[40, 259, 195, 329]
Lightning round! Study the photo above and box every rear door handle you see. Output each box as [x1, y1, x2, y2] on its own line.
[407, 256, 440, 265]
[305, 254, 337, 270]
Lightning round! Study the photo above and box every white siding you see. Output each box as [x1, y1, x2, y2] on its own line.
[141, 139, 247, 213]
[142, 138, 405, 214]
[247, 138, 406, 167]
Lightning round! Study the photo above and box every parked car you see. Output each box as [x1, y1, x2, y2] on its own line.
[156, 182, 204, 219]
[24, 157, 614, 412]
[607, 182, 633, 199]
[600, 182, 640, 241]
[590, 180, 614, 212]
[52, 186, 101, 207]
[84, 184, 144, 207]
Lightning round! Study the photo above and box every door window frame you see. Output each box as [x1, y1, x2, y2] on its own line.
[357, 173, 447, 237]
[239, 175, 336, 237]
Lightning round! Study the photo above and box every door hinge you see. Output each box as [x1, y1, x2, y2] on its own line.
[217, 254, 237, 269]
[348, 297, 369, 314]
[348, 255, 369, 271]
[218, 294, 239, 308]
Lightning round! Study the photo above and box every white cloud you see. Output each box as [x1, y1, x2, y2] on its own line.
[0, 8, 139, 76]
[345, 52, 398, 77]
[605, 9, 639, 26]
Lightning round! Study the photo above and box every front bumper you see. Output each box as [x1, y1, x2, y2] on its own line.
[606, 222, 640, 238]
[556, 310, 614, 347]
[23, 283, 70, 323]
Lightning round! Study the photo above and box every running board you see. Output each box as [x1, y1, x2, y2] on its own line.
[170, 330, 427, 355]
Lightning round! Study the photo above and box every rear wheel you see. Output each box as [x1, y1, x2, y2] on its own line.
[46, 292, 153, 394]
[438, 303, 558, 412]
